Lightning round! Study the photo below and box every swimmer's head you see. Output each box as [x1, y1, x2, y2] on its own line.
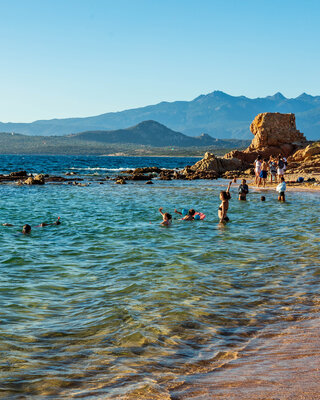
[22, 224, 31, 234]
[260, 196, 266, 201]
[164, 212, 172, 221]
[188, 209, 195, 216]
[220, 191, 230, 201]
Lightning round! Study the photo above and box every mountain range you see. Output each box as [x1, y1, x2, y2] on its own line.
[1, 91, 320, 140]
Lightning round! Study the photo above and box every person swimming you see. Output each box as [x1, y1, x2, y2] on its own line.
[35, 217, 61, 227]
[218, 181, 232, 223]
[3, 217, 61, 233]
[22, 224, 31, 234]
[158, 208, 172, 226]
[174, 208, 196, 221]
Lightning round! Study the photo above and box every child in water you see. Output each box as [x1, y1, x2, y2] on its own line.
[276, 177, 286, 202]
[219, 181, 232, 223]
[174, 208, 196, 220]
[158, 208, 172, 226]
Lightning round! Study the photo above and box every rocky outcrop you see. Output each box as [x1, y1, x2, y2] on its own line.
[225, 113, 307, 163]
[24, 174, 45, 185]
[286, 142, 320, 174]
[181, 152, 241, 179]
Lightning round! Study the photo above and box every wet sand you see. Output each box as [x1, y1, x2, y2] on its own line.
[169, 314, 320, 400]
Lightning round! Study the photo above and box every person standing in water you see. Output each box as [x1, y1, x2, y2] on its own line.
[238, 179, 249, 201]
[276, 177, 286, 202]
[218, 181, 232, 223]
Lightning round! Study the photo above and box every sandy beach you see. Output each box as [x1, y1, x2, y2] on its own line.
[170, 312, 320, 400]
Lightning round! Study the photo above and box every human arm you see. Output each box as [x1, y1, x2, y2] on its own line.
[174, 209, 182, 215]
[2, 223, 14, 226]
[35, 217, 61, 228]
[226, 181, 232, 193]
[159, 207, 164, 216]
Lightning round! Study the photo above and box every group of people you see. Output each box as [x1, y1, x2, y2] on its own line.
[254, 155, 287, 187]
[159, 176, 287, 226]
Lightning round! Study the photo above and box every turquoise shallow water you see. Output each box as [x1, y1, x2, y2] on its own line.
[1, 156, 320, 399]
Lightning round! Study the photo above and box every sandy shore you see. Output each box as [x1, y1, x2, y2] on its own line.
[239, 173, 320, 192]
[169, 313, 320, 400]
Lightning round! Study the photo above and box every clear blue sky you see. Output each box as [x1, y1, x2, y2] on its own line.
[0, 0, 319, 122]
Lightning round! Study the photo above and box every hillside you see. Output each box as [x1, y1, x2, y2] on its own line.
[71, 120, 236, 147]
[0, 128, 250, 156]
[0, 91, 320, 139]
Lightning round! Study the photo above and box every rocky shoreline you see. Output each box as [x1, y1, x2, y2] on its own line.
[1, 112, 319, 188]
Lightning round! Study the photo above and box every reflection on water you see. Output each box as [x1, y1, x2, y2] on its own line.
[0, 164, 320, 398]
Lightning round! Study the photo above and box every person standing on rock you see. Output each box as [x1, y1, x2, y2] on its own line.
[219, 181, 232, 223]
[258, 159, 268, 187]
[254, 156, 262, 184]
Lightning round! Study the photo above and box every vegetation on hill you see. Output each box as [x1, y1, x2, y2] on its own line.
[0, 131, 250, 156]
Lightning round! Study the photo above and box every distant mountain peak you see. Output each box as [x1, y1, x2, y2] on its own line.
[297, 92, 312, 99]
[133, 120, 164, 128]
[267, 92, 286, 100]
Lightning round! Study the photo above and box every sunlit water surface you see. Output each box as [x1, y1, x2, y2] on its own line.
[0, 156, 320, 399]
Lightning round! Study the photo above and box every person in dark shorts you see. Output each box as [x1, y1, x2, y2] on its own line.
[258, 159, 268, 187]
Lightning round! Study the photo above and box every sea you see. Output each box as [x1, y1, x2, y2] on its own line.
[1, 155, 320, 399]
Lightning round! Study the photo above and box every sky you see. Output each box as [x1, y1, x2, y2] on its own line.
[0, 0, 319, 122]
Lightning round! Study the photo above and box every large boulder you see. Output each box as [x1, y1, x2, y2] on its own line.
[225, 112, 307, 163]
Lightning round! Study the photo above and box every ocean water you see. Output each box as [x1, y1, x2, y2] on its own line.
[1, 155, 320, 399]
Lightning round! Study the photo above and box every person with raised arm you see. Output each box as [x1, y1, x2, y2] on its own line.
[218, 181, 232, 223]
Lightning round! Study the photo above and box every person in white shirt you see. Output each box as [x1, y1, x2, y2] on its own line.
[276, 177, 286, 202]
[254, 155, 262, 184]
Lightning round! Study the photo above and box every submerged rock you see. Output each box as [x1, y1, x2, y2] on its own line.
[115, 177, 126, 184]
